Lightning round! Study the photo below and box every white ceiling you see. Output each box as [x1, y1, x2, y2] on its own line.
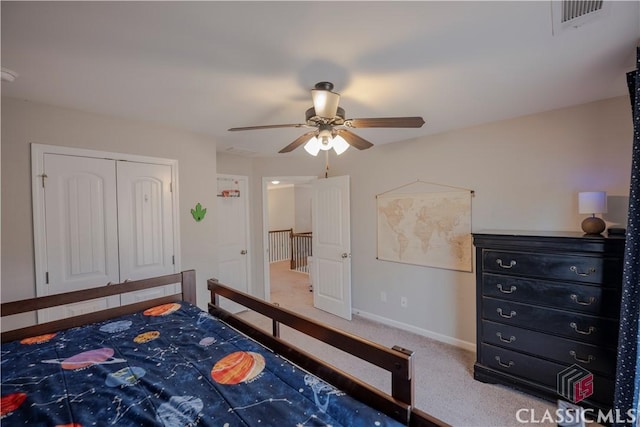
[2, 1, 638, 157]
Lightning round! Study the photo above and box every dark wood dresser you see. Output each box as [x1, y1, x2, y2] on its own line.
[473, 231, 625, 412]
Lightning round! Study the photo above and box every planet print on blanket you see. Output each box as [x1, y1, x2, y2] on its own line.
[211, 351, 265, 384]
[20, 333, 57, 345]
[105, 367, 146, 387]
[155, 396, 203, 425]
[99, 320, 132, 333]
[42, 348, 126, 370]
[1, 392, 27, 416]
[143, 303, 181, 316]
[198, 337, 216, 346]
[134, 331, 160, 343]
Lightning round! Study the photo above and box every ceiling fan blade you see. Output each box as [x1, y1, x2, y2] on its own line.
[228, 123, 307, 131]
[336, 129, 374, 150]
[278, 131, 317, 153]
[344, 117, 425, 128]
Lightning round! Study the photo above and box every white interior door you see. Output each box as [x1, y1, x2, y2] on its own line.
[216, 175, 251, 313]
[117, 162, 177, 304]
[312, 175, 352, 320]
[40, 154, 120, 322]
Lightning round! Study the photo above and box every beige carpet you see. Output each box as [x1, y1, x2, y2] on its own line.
[239, 261, 559, 427]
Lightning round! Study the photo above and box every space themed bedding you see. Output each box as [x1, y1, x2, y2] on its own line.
[0, 301, 404, 426]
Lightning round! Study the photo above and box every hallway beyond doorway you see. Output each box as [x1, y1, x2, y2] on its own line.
[269, 260, 312, 312]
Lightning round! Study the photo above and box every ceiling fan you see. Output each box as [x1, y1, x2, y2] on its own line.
[228, 82, 425, 156]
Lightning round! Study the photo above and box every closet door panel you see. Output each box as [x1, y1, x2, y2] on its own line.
[117, 162, 177, 304]
[41, 154, 120, 322]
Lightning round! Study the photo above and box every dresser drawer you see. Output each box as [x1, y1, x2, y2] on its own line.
[482, 273, 620, 317]
[481, 320, 617, 377]
[482, 297, 619, 347]
[480, 343, 614, 406]
[482, 250, 623, 284]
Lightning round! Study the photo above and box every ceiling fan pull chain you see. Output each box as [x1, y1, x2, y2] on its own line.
[325, 151, 330, 178]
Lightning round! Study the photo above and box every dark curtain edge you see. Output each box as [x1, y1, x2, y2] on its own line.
[613, 46, 640, 426]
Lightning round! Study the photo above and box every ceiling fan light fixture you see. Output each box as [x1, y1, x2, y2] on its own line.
[332, 135, 349, 155]
[304, 137, 321, 156]
[229, 81, 424, 154]
[318, 135, 333, 151]
[311, 88, 340, 119]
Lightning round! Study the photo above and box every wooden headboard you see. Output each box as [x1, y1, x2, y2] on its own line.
[1, 270, 196, 343]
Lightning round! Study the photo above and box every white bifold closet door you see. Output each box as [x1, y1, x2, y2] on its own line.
[117, 161, 176, 305]
[39, 154, 176, 322]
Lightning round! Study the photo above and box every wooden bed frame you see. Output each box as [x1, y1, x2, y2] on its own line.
[0, 271, 446, 427]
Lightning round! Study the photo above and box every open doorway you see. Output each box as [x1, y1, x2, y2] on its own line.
[262, 176, 316, 312]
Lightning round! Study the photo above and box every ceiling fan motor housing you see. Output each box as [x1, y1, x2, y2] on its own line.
[314, 81, 334, 91]
[305, 107, 345, 125]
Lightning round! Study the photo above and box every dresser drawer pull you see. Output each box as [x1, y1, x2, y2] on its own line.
[570, 322, 596, 335]
[569, 266, 596, 277]
[570, 350, 595, 364]
[496, 332, 516, 343]
[570, 294, 596, 306]
[495, 356, 514, 368]
[497, 284, 517, 294]
[497, 308, 517, 319]
[496, 259, 517, 269]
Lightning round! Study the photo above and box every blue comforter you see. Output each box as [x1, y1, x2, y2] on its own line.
[1, 302, 403, 426]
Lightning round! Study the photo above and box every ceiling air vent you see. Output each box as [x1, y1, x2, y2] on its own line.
[561, 0, 603, 22]
[551, 0, 610, 35]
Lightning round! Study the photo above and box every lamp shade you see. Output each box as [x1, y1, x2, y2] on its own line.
[311, 89, 340, 119]
[578, 192, 607, 214]
[303, 137, 321, 156]
[332, 135, 349, 155]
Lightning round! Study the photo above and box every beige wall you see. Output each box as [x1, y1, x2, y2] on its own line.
[2, 95, 632, 349]
[268, 186, 295, 231]
[1, 98, 219, 316]
[221, 96, 633, 350]
[294, 185, 312, 233]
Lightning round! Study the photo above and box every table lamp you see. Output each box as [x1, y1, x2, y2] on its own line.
[578, 191, 607, 235]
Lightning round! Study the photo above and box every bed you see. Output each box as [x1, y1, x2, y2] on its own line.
[1, 270, 446, 426]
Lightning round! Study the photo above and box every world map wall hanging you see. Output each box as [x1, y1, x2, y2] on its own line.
[376, 181, 473, 272]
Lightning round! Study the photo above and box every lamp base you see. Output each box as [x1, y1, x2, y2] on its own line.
[581, 216, 606, 235]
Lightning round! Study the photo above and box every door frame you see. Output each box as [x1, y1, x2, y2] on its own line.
[261, 176, 316, 302]
[31, 143, 181, 300]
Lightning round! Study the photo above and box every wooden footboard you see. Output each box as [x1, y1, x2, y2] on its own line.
[1, 270, 196, 343]
[207, 279, 448, 426]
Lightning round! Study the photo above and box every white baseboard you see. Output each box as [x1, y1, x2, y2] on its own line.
[353, 308, 476, 353]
